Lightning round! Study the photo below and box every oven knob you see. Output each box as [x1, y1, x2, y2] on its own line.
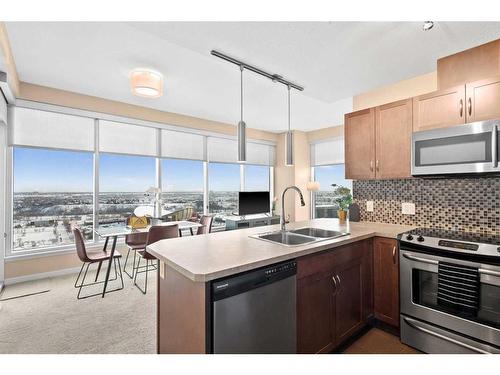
[406, 234, 414, 241]
[417, 235, 425, 242]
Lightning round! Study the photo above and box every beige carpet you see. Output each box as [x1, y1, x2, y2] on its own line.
[0, 264, 156, 354]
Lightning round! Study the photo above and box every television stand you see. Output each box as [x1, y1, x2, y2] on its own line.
[225, 214, 280, 231]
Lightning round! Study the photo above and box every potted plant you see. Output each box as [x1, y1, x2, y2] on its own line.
[331, 184, 352, 222]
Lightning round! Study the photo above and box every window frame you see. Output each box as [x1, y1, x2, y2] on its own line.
[207, 162, 273, 230]
[5, 101, 275, 259]
[311, 163, 350, 219]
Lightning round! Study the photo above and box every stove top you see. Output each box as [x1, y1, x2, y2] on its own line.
[400, 227, 500, 258]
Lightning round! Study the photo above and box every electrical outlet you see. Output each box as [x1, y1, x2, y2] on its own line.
[402, 202, 415, 215]
[366, 200, 374, 212]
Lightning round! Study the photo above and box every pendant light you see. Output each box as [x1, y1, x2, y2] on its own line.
[237, 64, 247, 162]
[285, 85, 294, 166]
[210, 50, 304, 163]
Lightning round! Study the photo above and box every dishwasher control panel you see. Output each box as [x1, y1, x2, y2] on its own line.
[212, 259, 297, 301]
[264, 261, 297, 276]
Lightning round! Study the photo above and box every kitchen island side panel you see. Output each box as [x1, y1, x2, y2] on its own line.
[157, 264, 207, 354]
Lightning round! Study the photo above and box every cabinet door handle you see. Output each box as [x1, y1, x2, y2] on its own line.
[370, 160, 374, 171]
[459, 99, 463, 117]
[376, 160, 380, 172]
[468, 97, 472, 117]
[332, 275, 338, 296]
[336, 275, 341, 292]
[392, 246, 397, 264]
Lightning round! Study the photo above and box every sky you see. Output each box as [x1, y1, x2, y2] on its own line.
[314, 164, 352, 192]
[13, 147, 269, 193]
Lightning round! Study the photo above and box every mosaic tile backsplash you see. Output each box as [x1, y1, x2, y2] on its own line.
[352, 177, 500, 235]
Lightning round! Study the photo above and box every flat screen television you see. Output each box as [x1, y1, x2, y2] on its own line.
[238, 191, 270, 216]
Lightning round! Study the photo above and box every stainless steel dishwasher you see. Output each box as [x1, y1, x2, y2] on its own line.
[211, 260, 297, 354]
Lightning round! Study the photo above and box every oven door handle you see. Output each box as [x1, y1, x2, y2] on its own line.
[402, 253, 439, 265]
[402, 252, 500, 279]
[402, 317, 490, 354]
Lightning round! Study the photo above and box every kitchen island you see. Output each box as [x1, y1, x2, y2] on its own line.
[147, 219, 415, 354]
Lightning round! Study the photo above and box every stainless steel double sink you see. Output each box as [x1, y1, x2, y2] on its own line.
[251, 227, 350, 246]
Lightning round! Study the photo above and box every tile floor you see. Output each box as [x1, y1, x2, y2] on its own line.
[343, 328, 420, 354]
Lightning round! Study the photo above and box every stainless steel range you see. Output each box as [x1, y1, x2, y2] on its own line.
[399, 228, 500, 353]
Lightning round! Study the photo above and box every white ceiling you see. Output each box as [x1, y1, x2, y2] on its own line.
[5, 22, 500, 132]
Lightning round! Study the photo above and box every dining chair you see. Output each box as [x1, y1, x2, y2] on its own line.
[123, 216, 150, 278]
[73, 228, 124, 299]
[133, 224, 179, 294]
[197, 215, 214, 235]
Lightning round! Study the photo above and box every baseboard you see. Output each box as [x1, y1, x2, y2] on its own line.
[4, 266, 82, 285]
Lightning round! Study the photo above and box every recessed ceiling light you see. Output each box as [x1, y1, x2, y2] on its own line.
[130, 69, 163, 98]
[422, 21, 434, 31]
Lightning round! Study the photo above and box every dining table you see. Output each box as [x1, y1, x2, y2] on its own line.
[94, 220, 204, 298]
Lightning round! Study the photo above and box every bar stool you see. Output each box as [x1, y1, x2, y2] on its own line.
[73, 228, 124, 299]
[133, 225, 179, 294]
[123, 216, 150, 278]
[197, 215, 214, 235]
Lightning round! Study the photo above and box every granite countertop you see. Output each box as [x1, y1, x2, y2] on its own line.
[146, 219, 416, 282]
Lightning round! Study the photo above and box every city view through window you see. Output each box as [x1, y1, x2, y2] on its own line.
[13, 147, 94, 250]
[313, 164, 352, 218]
[12, 147, 272, 252]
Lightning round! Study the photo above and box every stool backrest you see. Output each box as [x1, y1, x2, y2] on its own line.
[197, 215, 213, 235]
[146, 224, 179, 246]
[73, 228, 91, 263]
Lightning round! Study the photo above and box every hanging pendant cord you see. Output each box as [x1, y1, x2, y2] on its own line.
[287, 85, 291, 132]
[240, 65, 244, 121]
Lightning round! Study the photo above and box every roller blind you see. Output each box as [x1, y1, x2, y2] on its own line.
[11, 107, 94, 151]
[99, 120, 157, 156]
[161, 129, 205, 160]
[247, 142, 276, 166]
[311, 137, 344, 166]
[207, 137, 238, 163]
[208, 136, 275, 165]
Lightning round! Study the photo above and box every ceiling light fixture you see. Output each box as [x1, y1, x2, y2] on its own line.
[237, 65, 247, 162]
[130, 69, 163, 98]
[422, 21, 434, 31]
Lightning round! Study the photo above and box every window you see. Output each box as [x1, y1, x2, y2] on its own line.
[313, 164, 352, 218]
[162, 159, 204, 215]
[12, 147, 94, 252]
[208, 163, 240, 228]
[8, 104, 276, 255]
[98, 153, 156, 226]
[244, 165, 270, 192]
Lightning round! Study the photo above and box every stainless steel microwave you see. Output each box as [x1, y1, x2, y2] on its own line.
[412, 119, 500, 176]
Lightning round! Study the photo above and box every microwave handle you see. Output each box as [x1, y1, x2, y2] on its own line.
[492, 125, 498, 168]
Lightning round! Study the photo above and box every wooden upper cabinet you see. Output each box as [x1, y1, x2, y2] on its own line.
[373, 237, 399, 328]
[466, 75, 500, 122]
[345, 108, 376, 180]
[375, 99, 412, 179]
[412, 85, 466, 132]
[437, 39, 500, 90]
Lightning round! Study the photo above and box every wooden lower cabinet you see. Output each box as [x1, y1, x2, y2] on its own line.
[297, 271, 336, 354]
[297, 239, 373, 353]
[373, 237, 400, 328]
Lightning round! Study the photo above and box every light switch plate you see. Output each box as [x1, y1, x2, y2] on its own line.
[366, 201, 374, 212]
[402, 202, 415, 215]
